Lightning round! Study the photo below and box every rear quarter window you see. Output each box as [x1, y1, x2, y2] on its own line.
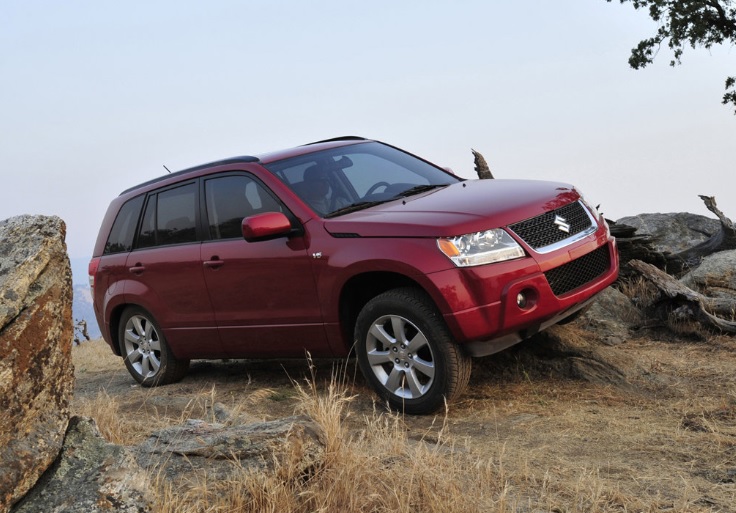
[103, 195, 144, 255]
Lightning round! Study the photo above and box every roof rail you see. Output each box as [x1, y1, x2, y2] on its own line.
[302, 136, 367, 146]
[119, 155, 259, 195]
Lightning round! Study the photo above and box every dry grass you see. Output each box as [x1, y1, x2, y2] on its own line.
[618, 277, 659, 310]
[71, 338, 736, 512]
[149, 381, 516, 513]
[71, 337, 119, 373]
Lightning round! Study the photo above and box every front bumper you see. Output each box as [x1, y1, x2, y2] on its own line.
[431, 237, 618, 356]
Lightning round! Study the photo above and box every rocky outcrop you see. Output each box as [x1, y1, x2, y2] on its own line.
[0, 215, 74, 513]
[576, 287, 642, 346]
[680, 250, 736, 303]
[13, 414, 324, 512]
[479, 322, 639, 389]
[12, 417, 153, 513]
[616, 213, 720, 254]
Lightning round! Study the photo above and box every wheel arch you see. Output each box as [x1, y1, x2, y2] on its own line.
[108, 302, 152, 357]
[107, 303, 128, 356]
[337, 271, 435, 352]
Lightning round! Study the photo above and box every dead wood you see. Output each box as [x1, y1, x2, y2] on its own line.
[629, 259, 736, 334]
[471, 149, 494, 179]
[609, 223, 667, 277]
[612, 195, 736, 276]
[664, 195, 736, 273]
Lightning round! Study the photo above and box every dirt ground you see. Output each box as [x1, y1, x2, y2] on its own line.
[72, 329, 736, 511]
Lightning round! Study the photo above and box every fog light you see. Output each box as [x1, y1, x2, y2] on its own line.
[516, 292, 527, 308]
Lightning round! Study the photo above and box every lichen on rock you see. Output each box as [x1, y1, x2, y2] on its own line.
[0, 215, 74, 513]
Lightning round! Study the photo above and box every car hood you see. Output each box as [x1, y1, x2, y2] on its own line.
[323, 179, 581, 238]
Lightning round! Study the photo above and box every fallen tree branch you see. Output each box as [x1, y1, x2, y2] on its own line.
[629, 259, 736, 334]
[665, 195, 736, 274]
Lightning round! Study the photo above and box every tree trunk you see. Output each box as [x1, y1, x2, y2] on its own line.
[629, 259, 736, 334]
[664, 195, 736, 273]
[612, 195, 736, 276]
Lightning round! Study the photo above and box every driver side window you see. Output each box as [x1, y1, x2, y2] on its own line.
[205, 175, 283, 240]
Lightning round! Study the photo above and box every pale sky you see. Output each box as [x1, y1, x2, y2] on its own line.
[2, 1, 734, 259]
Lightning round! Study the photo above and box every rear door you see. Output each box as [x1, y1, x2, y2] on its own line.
[200, 173, 330, 357]
[124, 182, 224, 358]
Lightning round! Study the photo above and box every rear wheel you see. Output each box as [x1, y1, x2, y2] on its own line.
[118, 306, 189, 387]
[355, 288, 471, 414]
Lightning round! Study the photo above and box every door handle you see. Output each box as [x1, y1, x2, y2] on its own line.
[203, 258, 224, 269]
[129, 264, 145, 274]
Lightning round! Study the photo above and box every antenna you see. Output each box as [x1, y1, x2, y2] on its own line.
[163, 165, 171, 174]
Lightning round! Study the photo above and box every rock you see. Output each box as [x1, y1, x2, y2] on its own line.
[528, 324, 636, 387]
[14, 413, 324, 511]
[479, 323, 639, 389]
[680, 250, 736, 303]
[576, 287, 642, 346]
[616, 213, 720, 254]
[135, 415, 324, 482]
[0, 215, 74, 513]
[12, 417, 153, 513]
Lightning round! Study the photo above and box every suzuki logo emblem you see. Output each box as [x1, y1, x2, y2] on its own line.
[554, 215, 571, 233]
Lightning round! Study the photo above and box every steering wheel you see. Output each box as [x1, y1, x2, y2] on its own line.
[365, 181, 391, 195]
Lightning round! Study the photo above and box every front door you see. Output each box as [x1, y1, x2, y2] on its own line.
[200, 173, 329, 357]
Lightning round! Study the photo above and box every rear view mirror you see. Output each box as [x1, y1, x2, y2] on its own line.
[242, 212, 292, 242]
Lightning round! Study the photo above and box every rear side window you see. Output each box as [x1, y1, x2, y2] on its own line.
[103, 195, 144, 255]
[135, 183, 198, 248]
[204, 175, 283, 240]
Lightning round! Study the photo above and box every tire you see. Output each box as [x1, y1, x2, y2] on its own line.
[118, 306, 190, 387]
[355, 287, 471, 414]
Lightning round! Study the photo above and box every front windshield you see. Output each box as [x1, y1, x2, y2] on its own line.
[264, 141, 459, 217]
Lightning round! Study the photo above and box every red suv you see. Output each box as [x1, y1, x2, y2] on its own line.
[90, 137, 618, 413]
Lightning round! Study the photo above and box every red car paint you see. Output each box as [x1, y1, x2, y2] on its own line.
[91, 137, 617, 369]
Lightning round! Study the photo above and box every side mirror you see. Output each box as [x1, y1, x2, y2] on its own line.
[242, 212, 292, 242]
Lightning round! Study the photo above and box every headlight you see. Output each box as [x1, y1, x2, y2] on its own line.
[437, 229, 525, 267]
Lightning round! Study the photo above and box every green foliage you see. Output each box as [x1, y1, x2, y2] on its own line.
[609, 0, 736, 112]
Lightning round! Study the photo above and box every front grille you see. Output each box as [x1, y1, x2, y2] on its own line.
[544, 245, 611, 296]
[509, 201, 593, 250]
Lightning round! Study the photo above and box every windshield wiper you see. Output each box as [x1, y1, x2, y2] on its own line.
[394, 184, 448, 198]
[325, 185, 449, 218]
[324, 200, 390, 218]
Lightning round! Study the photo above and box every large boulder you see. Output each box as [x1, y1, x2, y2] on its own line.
[616, 213, 720, 254]
[12, 417, 153, 513]
[0, 215, 74, 513]
[680, 250, 736, 303]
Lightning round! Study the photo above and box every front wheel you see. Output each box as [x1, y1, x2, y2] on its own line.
[118, 306, 189, 387]
[355, 288, 471, 414]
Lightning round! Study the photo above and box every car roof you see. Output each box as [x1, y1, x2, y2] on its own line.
[255, 136, 370, 164]
[119, 136, 371, 196]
